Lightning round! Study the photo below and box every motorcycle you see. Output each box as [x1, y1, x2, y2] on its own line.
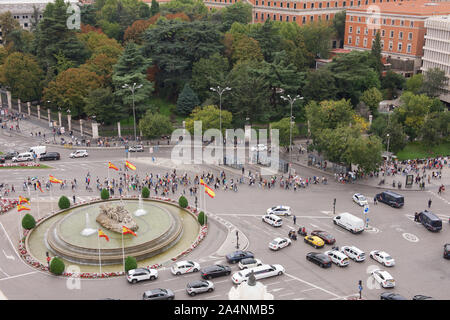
[297, 227, 307, 236]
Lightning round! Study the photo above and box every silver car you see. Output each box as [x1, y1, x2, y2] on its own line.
[186, 280, 214, 296]
[142, 288, 174, 300]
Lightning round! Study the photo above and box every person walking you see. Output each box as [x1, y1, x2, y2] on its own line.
[373, 196, 377, 205]
[293, 215, 297, 225]
[428, 198, 432, 208]
[73, 195, 76, 204]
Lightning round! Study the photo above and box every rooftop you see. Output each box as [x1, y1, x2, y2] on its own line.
[348, 0, 450, 16]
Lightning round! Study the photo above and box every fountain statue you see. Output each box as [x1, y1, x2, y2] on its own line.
[80, 212, 97, 236]
[96, 203, 138, 234]
[228, 272, 274, 300]
[134, 195, 147, 216]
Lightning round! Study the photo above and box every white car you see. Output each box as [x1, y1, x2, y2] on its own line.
[371, 269, 395, 288]
[126, 268, 158, 283]
[186, 280, 214, 296]
[269, 237, 291, 251]
[324, 250, 350, 267]
[352, 193, 368, 206]
[370, 250, 395, 267]
[251, 144, 268, 152]
[231, 264, 285, 284]
[266, 205, 291, 216]
[262, 214, 282, 227]
[170, 260, 200, 275]
[340, 245, 366, 262]
[238, 258, 263, 270]
[70, 150, 88, 158]
[12, 152, 34, 162]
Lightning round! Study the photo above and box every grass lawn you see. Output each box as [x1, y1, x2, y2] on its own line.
[0, 164, 52, 169]
[396, 141, 450, 160]
[151, 97, 184, 126]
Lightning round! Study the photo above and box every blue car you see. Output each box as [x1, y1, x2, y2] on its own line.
[226, 250, 254, 264]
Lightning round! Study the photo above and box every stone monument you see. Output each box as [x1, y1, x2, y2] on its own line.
[228, 271, 274, 300]
[96, 203, 138, 233]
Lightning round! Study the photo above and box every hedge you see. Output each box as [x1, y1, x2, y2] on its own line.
[22, 214, 36, 229]
[101, 188, 110, 200]
[198, 211, 207, 226]
[142, 187, 150, 198]
[178, 196, 188, 208]
[125, 256, 137, 272]
[58, 196, 70, 210]
[50, 257, 65, 275]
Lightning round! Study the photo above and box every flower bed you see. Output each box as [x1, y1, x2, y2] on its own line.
[19, 196, 208, 279]
[0, 198, 19, 214]
[0, 163, 41, 168]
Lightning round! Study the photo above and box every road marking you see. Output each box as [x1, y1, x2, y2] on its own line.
[0, 267, 10, 277]
[301, 287, 319, 293]
[0, 223, 21, 260]
[402, 233, 419, 243]
[195, 294, 222, 300]
[278, 292, 296, 298]
[0, 271, 38, 281]
[2, 250, 15, 261]
[269, 288, 284, 293]
[284, 273, 341, 299]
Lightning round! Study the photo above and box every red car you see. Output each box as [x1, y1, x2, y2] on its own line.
[311, 230, 336, 245]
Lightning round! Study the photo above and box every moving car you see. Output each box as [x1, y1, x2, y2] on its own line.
[306, 252, 332, 268]
[127, 268, 158, 284]
[371, 269, 395, 288]
[251, 144, 268, 152]
[231, 264, 285, 284]
[170, 260, 200, 275]
[226, 250, 254, 264]
[129, 145, 144, 152]
[269, 237, 291, 251]
[352, 193, 368, 206]
[418, 210, 442, 232]
[0, 155, 5, 163]
[380, 293, 407, 300]
[39, 152, 60, 161]
[200, 265, 231, 279]
[142, 288, 174, 300]
[12, 152, 34, 162]
[262, 214, 282, 227]
[29, 146, 46, 158]
[412, 295, 434, 300]
[70, 150, 88, 158]
[370, 250, 395, 267]
[238, 258, 263, 270]
[333, 212, 365, 234]
[304, 235, 325, 249]
[4, 151, 18, 160]
[186, 280, 214, 296]
[310, 230, 336, 245]
[324, 250, 350, 267]
[375, 191, 404, 208]
[444, 244, 450, 259]
[266, 205, 291, 216]
[340, 245, 366, 262]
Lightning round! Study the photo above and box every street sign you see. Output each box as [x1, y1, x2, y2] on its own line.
[363, 206, 369, 213]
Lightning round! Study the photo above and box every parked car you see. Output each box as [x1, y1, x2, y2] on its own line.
[238, 258, 263, 270]
[262, 214, 282, 227]
[304, 235, 325, 249]
[324, 250, 350, 267]
[226, 250, 255, 264]
[310, 230, 336, 245]
[39, 152, 60, 161]
[0, 155, 5, 164]
[266, 205, 291, 216]
[142, 288, 174, 300]
[333, 212, 365, 234]
[29, 146, 46, 158]
[4, 151, 18, 160]
[170, 260, 200, 275]
[186, 280, 214, 296]
[129, 145, 144, 152]
[70, 150, 88, 158]
[371, 269, 395, 288]
[380, 293, 407, 300]
[306, 252, 332, 268]
[412, 295, 435, 300]
[418, 210, 442, 232]
[231, 264, 284, 284]
[444, 244, 450, 259]
[370, 250, 395, 267]
[352, 193, 369, 206]
[12, 152, 34, 162]
[340, 245, 366, 262]
[200, 265, 231, 279]
[375, 191, 404, 208]
[127, 268, 158, 284]
[269, 237, 291, 251]
[251, 144, 267, 152]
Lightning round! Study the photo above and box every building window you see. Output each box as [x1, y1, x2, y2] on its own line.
[268, 1, 271, 6]
[372, 29, 377, 36]
[327, 2, 330, 7]
[400, 20, 404, 26]
[407, 43, 412, 53]
[304, 3, 307, 8]
[363, 38, 368, 47]
[355, 37, 360, 45]
[408, 32, 413, 40]
[410, 21, 414, 27]
[255, 12, 258, 19]
[358, 17, 361, 22]
[286, 16, 289, 22]
[398, 42, 402, 52]
[348, 36, 352, 44]
[399, 31, 403, 40]
[389, 41, 393, 51]
[326, 15, 329, 21]
[319, 3, 322, 8]
[293, 16, 296, 21]
[343, 1, 346, 6]
[351, 1, 354, 6]
[310, 16, 314, 22]
[381, 30, 385, 37]
[356, 27, 361, 34]
[383, 18, 386, 25]
[364, 27, 368, 35]
[273, 14, 276, 20]
[390, 30, 394, 38]
[311, 3, 315, 8]
[287, 2, 290, 8]
[349, 26, 353, 33]
[302, 16, 306, 24]
[381, 40, 384, 49]
[294, 3, 296, 8]
[391, 19, 395, 25]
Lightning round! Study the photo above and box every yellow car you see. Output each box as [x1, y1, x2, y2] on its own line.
[304, 235, 325, 249]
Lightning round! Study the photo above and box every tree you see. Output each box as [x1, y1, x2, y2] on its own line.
[185, 105, 232, 135]
[370, 114, 407, 153]
[4, 29, 35, 54]
[22, 214, 36, 230]
[270, 118, 300, 148]
[81, 53, 118, 87]
[306, 99, 355, 136]
[230, 35, 264, 64]
[360, 87, 383, 115]
[331, 10, 346, 46]
[178, 195, 188, 208]
[124, 19, 152, 44]
[370, 31, 383, 77]
[405, 74, 424, 94]
[159, 0, 208, 21]
[421, 68, 447, 98]
[381, 70, 405, 99]
[0, 12, 20, 45]
[198, 211, 206, 226]
[49, 257, 65, 275]
[303, 68, 337, 102]
[248, 19, 282, 62]
[191, 53, 229, 102]
[101, 188, 110, 200]
[58, 195, 70, 209]
[221, 2, 252, 32]
[150, 0, 160, 16]
[139, 110, 174, 139]
[142, 186, 150, 198]
[300, 21, 334, 62]
[346, 134, 383, 173]
[124, 256, 137, 272]
[177, 83, 200, 116]
[84, 88, 123, 125]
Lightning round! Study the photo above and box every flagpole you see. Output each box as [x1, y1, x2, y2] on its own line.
[97, 230, 102, 275]
[121, 230, 125, 273]
[37, 189, 40, 220]
[50, 184, 54, 212]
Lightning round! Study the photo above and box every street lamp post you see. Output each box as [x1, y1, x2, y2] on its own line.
[280, 94, 303, 175]
[210, 86, 231, 143]
[122, 83, 143, 142]
[384, 133, 390, 177]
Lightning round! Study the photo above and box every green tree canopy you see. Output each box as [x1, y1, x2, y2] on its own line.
[270, 117, 300, 147]
[139, 110, 174, 138]
[185, 105, 232, 135]
[176, 83, 200, 116]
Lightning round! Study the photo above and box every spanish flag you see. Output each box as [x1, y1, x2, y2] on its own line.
[17, 205, 30, 212]
[204, 184, 215, 199]
[125, 161, 136, 171]
[200, 178, 205, 186]
[122, 226, 137, 236]
[49, 175, 62, 184]
[19, 196, 30, 205]
[98, 229, 109, 242]
[108, 162, 119, 171]
[36, 181, 43, 192]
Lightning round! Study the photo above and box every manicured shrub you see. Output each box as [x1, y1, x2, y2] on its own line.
[49, 257, 65, 275]
[178, 196, 188, 208]
[101, 188, 110, 200]
[142, 187, 150, 198]
[58, 196, 70, 209]
[198, 211, 207, 226]
[22, 214, 36, 230]
[124, 256, 137, 272]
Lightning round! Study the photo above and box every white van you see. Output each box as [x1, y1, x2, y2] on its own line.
[262, 214, 282, 227]
[333, 212, 364, 234]
[231, 264, 285, 284]
[29, 146, 46, 158]
[12, 152, 34, 162]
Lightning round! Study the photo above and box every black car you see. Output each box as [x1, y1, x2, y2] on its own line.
[0, 155, 5, 164]
[306, 252, 332, 268]
[412, 295, 435, 300]
[444, 244, 450, 259]
[39, 152, 60, 161]
[4, 151, 18, 160]
[418, 210, 442, 232]
[200, 265, 231, 280]
[375, 191, 404, 208]
[226, 250, 254, 264]
[142, 288, 174, 300]
[380, 293, 407, 300]
[310, 230, 336, 245]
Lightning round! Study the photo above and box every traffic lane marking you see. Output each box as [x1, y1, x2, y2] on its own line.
[0, 271, 39, 282]
[283, 273, 342, 299]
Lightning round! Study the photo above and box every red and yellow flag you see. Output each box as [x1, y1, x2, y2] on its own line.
[200, 178, 205, 186]
[122, 226, 137, 237]
[17, 205, 30, 212]
[108, 162, 119, 171]
[204, 185, 215, 198]
[49, 175, 62, 184]
[19, 196, 30, 205]
[125, 161, 136, 171]
[98, 229, 110, 242]
[36, 181, 43, 192]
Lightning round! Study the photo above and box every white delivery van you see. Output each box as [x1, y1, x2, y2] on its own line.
[29, 146, 46, 158]
[333, 212, 365, 234]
